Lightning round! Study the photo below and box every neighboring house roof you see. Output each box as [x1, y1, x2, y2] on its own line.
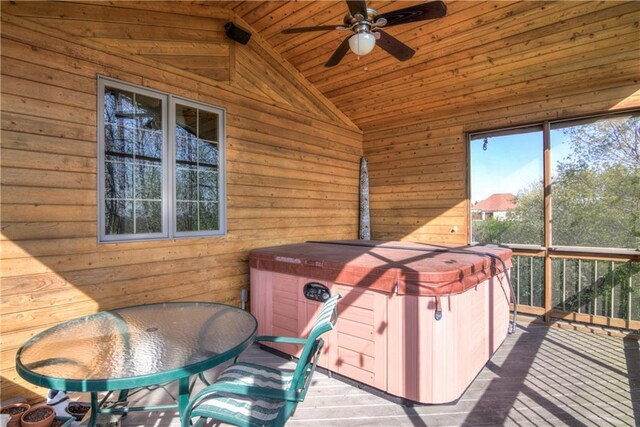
[472, 193, 516, 211]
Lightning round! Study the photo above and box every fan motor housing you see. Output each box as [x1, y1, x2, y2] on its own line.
[344, 7, 379, 26]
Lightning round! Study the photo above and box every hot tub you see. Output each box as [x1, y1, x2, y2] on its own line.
[249, 240, 513, 404]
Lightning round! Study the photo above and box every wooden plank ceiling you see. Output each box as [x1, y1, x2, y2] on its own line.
[227, 0, 640, 133]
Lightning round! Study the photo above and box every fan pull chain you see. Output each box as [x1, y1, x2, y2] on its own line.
[356, 55, 369, 71]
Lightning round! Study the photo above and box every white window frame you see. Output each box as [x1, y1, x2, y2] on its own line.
[97, 76, 226, 242]
[170, 96, 227, 239]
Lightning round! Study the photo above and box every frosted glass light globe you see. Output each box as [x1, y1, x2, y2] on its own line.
[348, 32, 376, 56]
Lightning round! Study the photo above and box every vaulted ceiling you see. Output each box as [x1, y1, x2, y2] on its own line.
[226, 1, 640, 133]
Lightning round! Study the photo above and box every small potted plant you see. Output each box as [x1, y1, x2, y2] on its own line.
[50, 416, 74, 427]
[0, 402, 30, 427]
[65, 402, 90, 421]
[20, 405, 55, 427]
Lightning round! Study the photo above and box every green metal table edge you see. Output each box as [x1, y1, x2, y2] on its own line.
[15, 302, 258, 426]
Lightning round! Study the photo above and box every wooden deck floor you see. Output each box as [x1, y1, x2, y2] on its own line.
[120, 320, 639, 426]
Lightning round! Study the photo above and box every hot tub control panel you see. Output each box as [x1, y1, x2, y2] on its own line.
[303, 282, 330, 302]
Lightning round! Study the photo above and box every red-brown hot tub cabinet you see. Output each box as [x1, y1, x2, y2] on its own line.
[249, 240, 513, 404]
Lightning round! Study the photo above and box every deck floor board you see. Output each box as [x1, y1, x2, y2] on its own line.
[119, 321, 639, 426]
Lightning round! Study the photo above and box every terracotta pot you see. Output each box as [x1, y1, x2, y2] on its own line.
[64, 402, 90, 421]
[50, 416, 74, 427]
[0, 402, 30, 427]
[20, 405, 55, 427]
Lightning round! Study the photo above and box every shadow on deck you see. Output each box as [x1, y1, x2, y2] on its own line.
[120, 320, 638, 426]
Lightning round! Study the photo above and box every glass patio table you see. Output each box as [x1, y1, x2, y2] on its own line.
[16, 302, 257, 426]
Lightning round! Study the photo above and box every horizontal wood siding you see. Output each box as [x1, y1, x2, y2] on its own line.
[2, 0, 234, 82]
[0, 3, 362, 400]
[234, 1, 640, 244]
[358, 2, 640, 243]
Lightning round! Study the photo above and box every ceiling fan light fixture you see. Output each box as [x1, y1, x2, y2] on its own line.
[348, 31, 376, 56]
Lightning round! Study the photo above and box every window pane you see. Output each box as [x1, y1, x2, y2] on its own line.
[105, 125, 134, 155]
[105, 200, 133, 234]
[198, 170, 218, 202]
[105, 160, 133, 199]
[176, 202, 198, 232]
[470, 128, 544, 245]
[200, 202, 219, 230]
[174, 103, 220, 233]
[102, 85, 164, 238]
[199, 110, 218, 141]
[198, 140, 218, 166]
[176, 104, 197, 138]
[176, 136, 198, 164]
[135, 162, 162, 200]
[176, 166, 197, 201]
[105, 87, 135, 130]
[136, 130, 162, 160]
[551, 114, 640, 249]
[135, 201, 162, 233]
[135, 93, 162, 131]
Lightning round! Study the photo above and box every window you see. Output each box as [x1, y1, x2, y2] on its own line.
[469, 126, 544, 247]
[550, 115, 639, 250]
[469, 111, 639, 252]
[174, 102, 221, 234]
[98, 77, 225, 242]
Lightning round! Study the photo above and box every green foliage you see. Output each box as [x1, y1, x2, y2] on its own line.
[554, 115, 640, 249]
[471, 218, 512, 244]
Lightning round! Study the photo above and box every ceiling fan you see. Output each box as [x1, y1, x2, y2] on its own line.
[281, 0, 447, 67]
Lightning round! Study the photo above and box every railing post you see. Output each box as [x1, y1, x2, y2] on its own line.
[594, 260, 598, 316]
[562, 258, 566, 312]
[516, 256, 520, 304]
[543, 121, 552, 323]
[530, 256, 534, 307]
[578, 259, 582, 313]
[611, 261, 615, 318]
[629, 262, 633, 323]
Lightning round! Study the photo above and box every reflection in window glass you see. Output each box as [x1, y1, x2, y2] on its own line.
[469, 128, 544, 245]
[99, 78, 225, 242]
[175, 103, 220, 233]
[104, 86, 163, 236]
[551, 114, 640, 249]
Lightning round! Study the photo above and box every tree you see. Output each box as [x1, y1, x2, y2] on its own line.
[552, 115, 640, 249]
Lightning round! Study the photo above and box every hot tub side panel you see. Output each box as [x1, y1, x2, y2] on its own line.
[330, 284, 388, 391]
[387, 272, 511, 404]
[251, 267, 389, 389]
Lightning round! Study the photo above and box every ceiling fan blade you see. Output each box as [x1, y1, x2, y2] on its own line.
[346, 0, 368, 18]
[325, 36, 352, 67]
[282, 25, 345, 34]
[377, 1, 447, 27]
[374, 30, 415, 61]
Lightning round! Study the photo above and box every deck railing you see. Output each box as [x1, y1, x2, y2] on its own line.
[511, 252, 640, 330]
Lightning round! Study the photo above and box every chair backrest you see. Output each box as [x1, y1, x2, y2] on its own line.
[289, 293, 341, 398]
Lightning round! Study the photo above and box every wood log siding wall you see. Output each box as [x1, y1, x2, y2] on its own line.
[231, 1, 640, 244]
[365, 126, 468, 244]
[0, 2, 362, 400]
[360, 4, 640, 244]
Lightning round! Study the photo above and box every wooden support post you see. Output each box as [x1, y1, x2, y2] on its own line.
[543, 121, 553, 323]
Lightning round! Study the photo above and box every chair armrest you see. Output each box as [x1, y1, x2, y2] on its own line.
[194, 382, 302, 403]
[255, 336, 308, 345]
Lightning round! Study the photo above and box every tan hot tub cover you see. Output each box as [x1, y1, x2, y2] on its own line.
[249, 240, 512, 297]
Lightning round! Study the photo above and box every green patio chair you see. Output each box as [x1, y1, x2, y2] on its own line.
[181, 293, 341, 427]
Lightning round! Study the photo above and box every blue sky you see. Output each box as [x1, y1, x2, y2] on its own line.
[470, 130, 572, 203]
